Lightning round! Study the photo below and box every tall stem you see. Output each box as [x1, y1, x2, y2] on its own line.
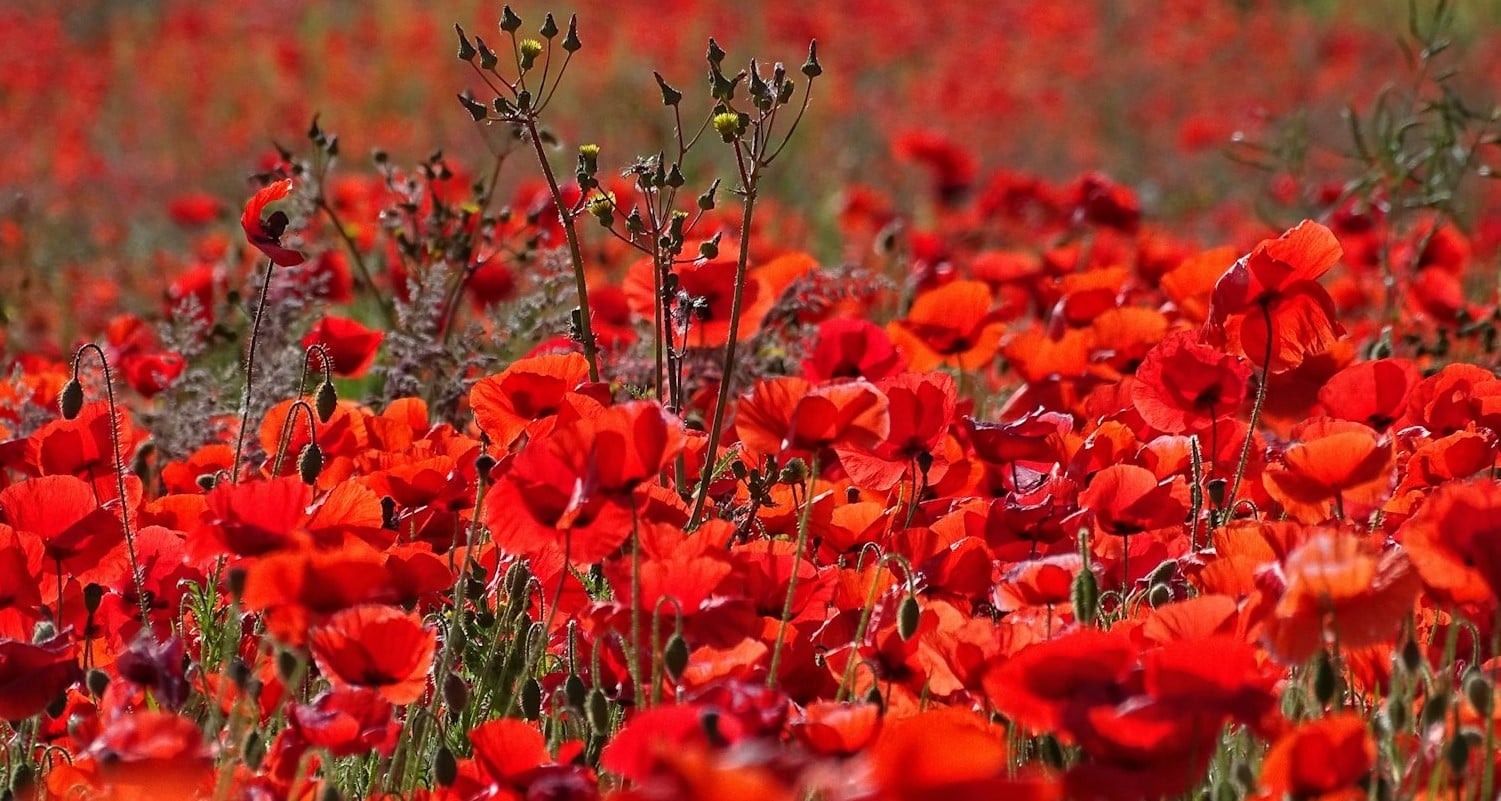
[688, 173, 758, 527]
[767, 451, 817, 689]
[230, 259, 276, 483]
[524, 116, 600, 382]
[71, 344, 154, 632]
[1227, 304, 1275, 510]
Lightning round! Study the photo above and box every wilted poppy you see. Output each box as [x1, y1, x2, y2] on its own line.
[241, 179, 305, 266]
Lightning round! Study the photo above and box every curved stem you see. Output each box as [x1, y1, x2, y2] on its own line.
[230, 259, 276, 483]
[70, 344, 154, 632]
[767, 450, 818, 689]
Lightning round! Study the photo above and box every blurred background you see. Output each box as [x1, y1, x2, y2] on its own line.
[3, 0, 1500, 336]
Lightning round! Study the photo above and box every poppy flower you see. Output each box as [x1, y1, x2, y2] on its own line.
[837, 372, 956, 491]
[469, 352, 599, 449]
[1130, 331, 1250, 433]
[303, 315, 384, 378]
[84, 711, 213, 800]
[790, 701, 881, 756]
[289, 687, 398, 758]
[888, 280, 1006, 371]
[1261, 419, 1393, 523]
[869, 708, 1058, 801]
[1261, 531, 1419, 663]
[1077, 465, 1187, 539]
[1207, 220, 1345, 373]
[1317, 358, 1421, 431]
[309, 604, 435, 705]
[0, 473, 123, 572]
[0, 633, 80, 721]
[736, 377, 890, 459]
[241, 179, 305, 266]
[803, 318, 906, 382]
[1258, 714, 1373, 801]
[1398, 481, 1501, 605]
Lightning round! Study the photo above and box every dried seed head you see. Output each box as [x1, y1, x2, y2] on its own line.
[499, 6, 522, 33]
[802, 40, 822, 78]
[561, 16, 581, 52]
[454, 25, 477, 62]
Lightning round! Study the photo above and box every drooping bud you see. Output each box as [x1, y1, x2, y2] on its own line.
[520, 677, 544, 720]
[298, 443, 323, 485]
[1465, 669, 1494, 715]
[564, 673, 587, 709]
[60, 378, 84, 420]
[86, 668, 110, 698]
[897, 595, 921, 640]
[442, 672, 470, 712]
[315, 380, 338, 423]
[1146, 582, 1173, 608]
[664, 633, 690, 682]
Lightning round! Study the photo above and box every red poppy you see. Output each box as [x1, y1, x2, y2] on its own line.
[869, 708, 1058, 801]
[309, 604, 435, 705]
[803, 318, 906, 382]
[888, 280, 1006, 371]
[790, 701, 882, 756]
[1261, 419, 1393, 523]
[1258, 714, 1373, 801]
[1077, 465, 1187, 538]
[1131, 331, 1250, 433]
[1207, 220, 1346, 373]
[1261, 531, 1419, 663]
[289, 686, 398, 758]
[0, 633, 80, 721]
[1398, 481, 1501, 605]
[303, 315, 384, 377]
[736, 377, 891, 459]
[0, 473, 123, 573]
[241, 179, 305, 266]
[469, 352, 601, 449]
[1318, 358, 1421, 431]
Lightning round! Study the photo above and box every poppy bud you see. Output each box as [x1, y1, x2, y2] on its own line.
[1146, 582, 1173, 608]
[1419, 691, 1450, 731]
[1146, 559, 1178, 586]
[86, 669, 110, 698]
[1465, 670, 1493, 715]
[586, 688, 611, 733]
[505, 561, 532, 605]
[315, 381, 338, 423]
[455, 24, 477, 61]
[1446, 730, 1471, 774]
[196, 472, 218, 491]
[500, 5, 522, 32]
[475, 453, 497, 477]
[1311, 650, 1338, 706]
[276, 650, 300, 683]
[435, 745, 458, 787]
[320, 786, 342, 801]
[1386, 696, 1410, 732]
[520, 677, 544, 720]
[242, 730, 265, 771]
[897, 595, 921, 640]
[864, 685, 885, 712]
[564, 674, 587, 709]
[83, 583, 105, 615]
[664, 633, 690, 682]
[1400, 638, 1425, 675]
[298, 443, 323, 485]
[228, 659, 252, 691]
[779, 458, 809, 485]
[60, 378, 84, 420]
[1036, 734, 1065, 768]
[442, 673, 469, 712]
[802, 40, 822, 78]
[561, 15, 581, 53]
[1071, 567, 1099, 626]
[226, 566, 248, 599]
[1205, 478, 1227, 509]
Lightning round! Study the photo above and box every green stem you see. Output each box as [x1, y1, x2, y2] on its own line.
[767, 451, 818, 689]
[524, 116, 600, 382]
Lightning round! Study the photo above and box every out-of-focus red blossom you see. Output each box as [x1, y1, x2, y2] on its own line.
[0, 634, 81, 721]
[803, 318, 906, 382]
[166, 192, 224, 227]
[1399, 481, 1501, 605]
[241, 179, 305, 266]
[303, 315, 385, 377]
[1257, 714, 1374, 801]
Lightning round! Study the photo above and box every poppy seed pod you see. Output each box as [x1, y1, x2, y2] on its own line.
[60, 378, 84, 420]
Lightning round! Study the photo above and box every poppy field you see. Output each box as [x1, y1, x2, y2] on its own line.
[10, 1, 1501, 799]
